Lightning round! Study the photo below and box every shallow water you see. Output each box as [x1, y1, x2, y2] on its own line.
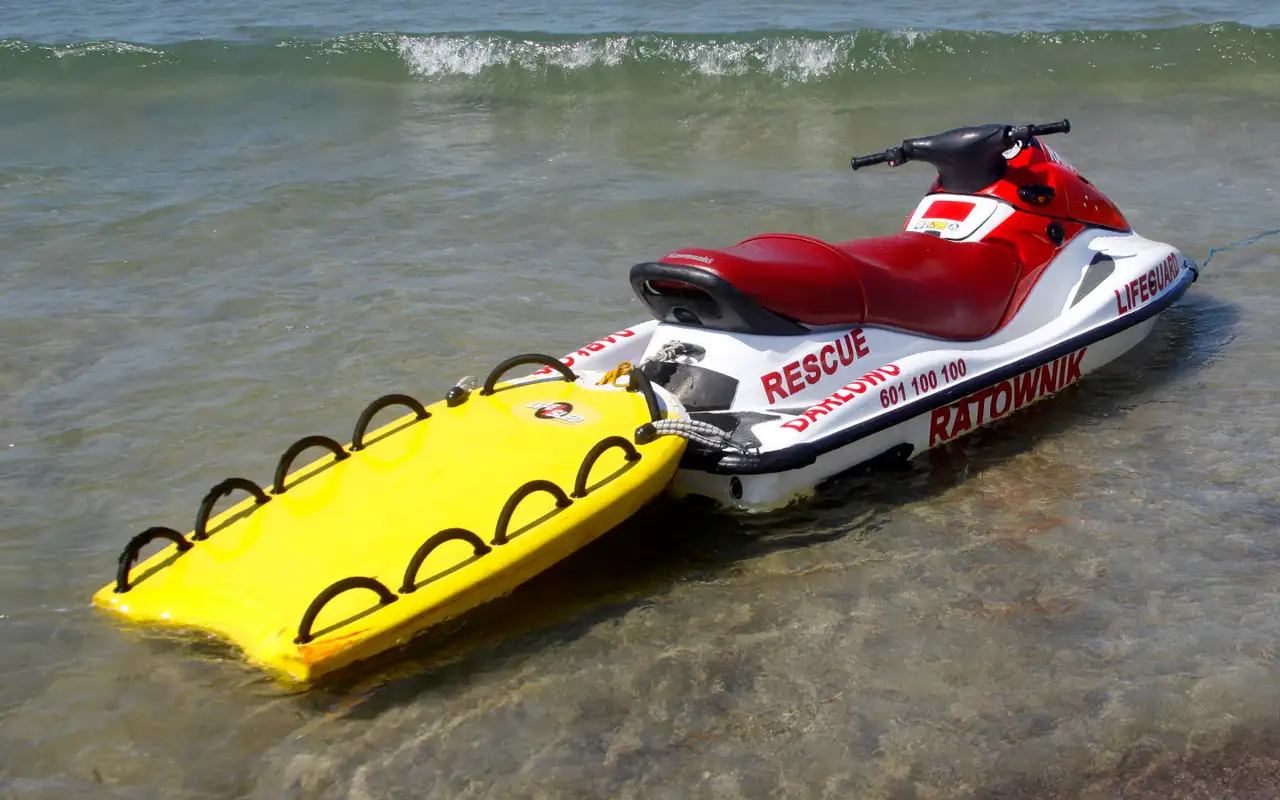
[2, 1, 1280, 797]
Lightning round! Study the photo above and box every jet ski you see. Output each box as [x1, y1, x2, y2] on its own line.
[91, 117, 1199, 683]
[531, 119, 1200, 511]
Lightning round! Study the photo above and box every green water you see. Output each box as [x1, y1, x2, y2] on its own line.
[2, 9, 1280, 798]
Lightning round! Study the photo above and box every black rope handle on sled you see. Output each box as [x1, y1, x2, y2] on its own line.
[492, 479, 573, 545]
[193, 477, 271, 541]
[625, 369, 663, 423]
[399, 528, 491, 593]
[480, 354, 577, 396]
[115, 527, 192, 593]
[272, 435, 349, 494]
[350, 393, 429, 452]
[294, 576, 398, 644]
[572, 436, 641, 498]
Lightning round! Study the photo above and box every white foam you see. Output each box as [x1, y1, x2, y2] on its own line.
[393, 31, 960, 82]
[398, 35, 633, 77]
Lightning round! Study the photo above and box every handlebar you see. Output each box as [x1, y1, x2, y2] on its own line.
[849, 150, 896, 170]
[1006, 118, 1071, 146]
[849, 118, 1070, 171]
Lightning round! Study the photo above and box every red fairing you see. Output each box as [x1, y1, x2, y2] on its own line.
[985, 212, 1085, 327]
[660, 232, 1024, 341]
[981, 142, 1130, 231]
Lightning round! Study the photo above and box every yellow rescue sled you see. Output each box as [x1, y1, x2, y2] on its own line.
[92, 355, 685, 683]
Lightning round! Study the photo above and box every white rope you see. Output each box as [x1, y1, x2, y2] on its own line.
[649, 417, 755, 453]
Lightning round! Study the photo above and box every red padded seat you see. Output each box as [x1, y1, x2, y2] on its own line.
[658, 231, 1024, 340]
[836, 233, 1023, 340]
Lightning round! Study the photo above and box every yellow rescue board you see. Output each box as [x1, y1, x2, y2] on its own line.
[92, 360, 685, 684]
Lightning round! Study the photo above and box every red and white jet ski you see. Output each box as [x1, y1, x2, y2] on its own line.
[531, 119, 1199, 511]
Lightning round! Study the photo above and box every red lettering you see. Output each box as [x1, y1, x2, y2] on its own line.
[534, 329, 635, 374]
[1013, 370, 1038, 407]
[802, 353, 821, 385]
[929, 407, 952, 446]
[783, 362, 804, 395]
[1115, 289, 1127, 315]
[783, 362, 912, 433]
[971, 386, 993, 427]
[762, 371, 786, 403]
[1139, 273, 1150, 302]
[949, 399, 972, 439]
[926, 347, 1089, 447]
[1062, 348, 1086, 384]
[782, 418, 808, 433]
[1035, 361, 1058, 394]
[991, 380, 1013, 417]
[853, 329, 870, 358]
[819, 344, 837, 375]
[835, 335, 856, 366]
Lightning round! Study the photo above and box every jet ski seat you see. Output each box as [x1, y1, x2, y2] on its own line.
[631, 231, 1024, 341]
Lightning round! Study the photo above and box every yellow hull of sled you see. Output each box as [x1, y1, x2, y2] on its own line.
[92, 367, 684, 684]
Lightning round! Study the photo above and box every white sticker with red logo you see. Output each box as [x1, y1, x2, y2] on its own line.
[905, 194, 1000, 240]
[527, 400, 588, 425]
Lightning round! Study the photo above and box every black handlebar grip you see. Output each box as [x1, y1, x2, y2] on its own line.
[850, 152, 888, 170]
[851, 146, 907, 170]
[1030, 118, 1071, 137]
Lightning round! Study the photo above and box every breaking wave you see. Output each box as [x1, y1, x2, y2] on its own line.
[0, 24, 1275, 85]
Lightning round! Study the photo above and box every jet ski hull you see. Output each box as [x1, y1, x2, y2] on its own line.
[540, 230, 1198, 512]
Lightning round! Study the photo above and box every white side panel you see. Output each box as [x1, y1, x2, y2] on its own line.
[633, 323, 934, 410]
[671, 316, 1160, 512]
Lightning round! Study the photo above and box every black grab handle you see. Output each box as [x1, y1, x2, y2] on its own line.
[572, 436, 641, 498]
[480, 354, 576, 396]
[273, 434, 350, 494]
[399, 528, 492, 593]
[193, 477, 271, 541]
[115, 526, 193, 593]
[350, 393, 429, 451]
[492, 479, 572, 545]
[294, 576, 398, 644]
[627, 369, 664, 422]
